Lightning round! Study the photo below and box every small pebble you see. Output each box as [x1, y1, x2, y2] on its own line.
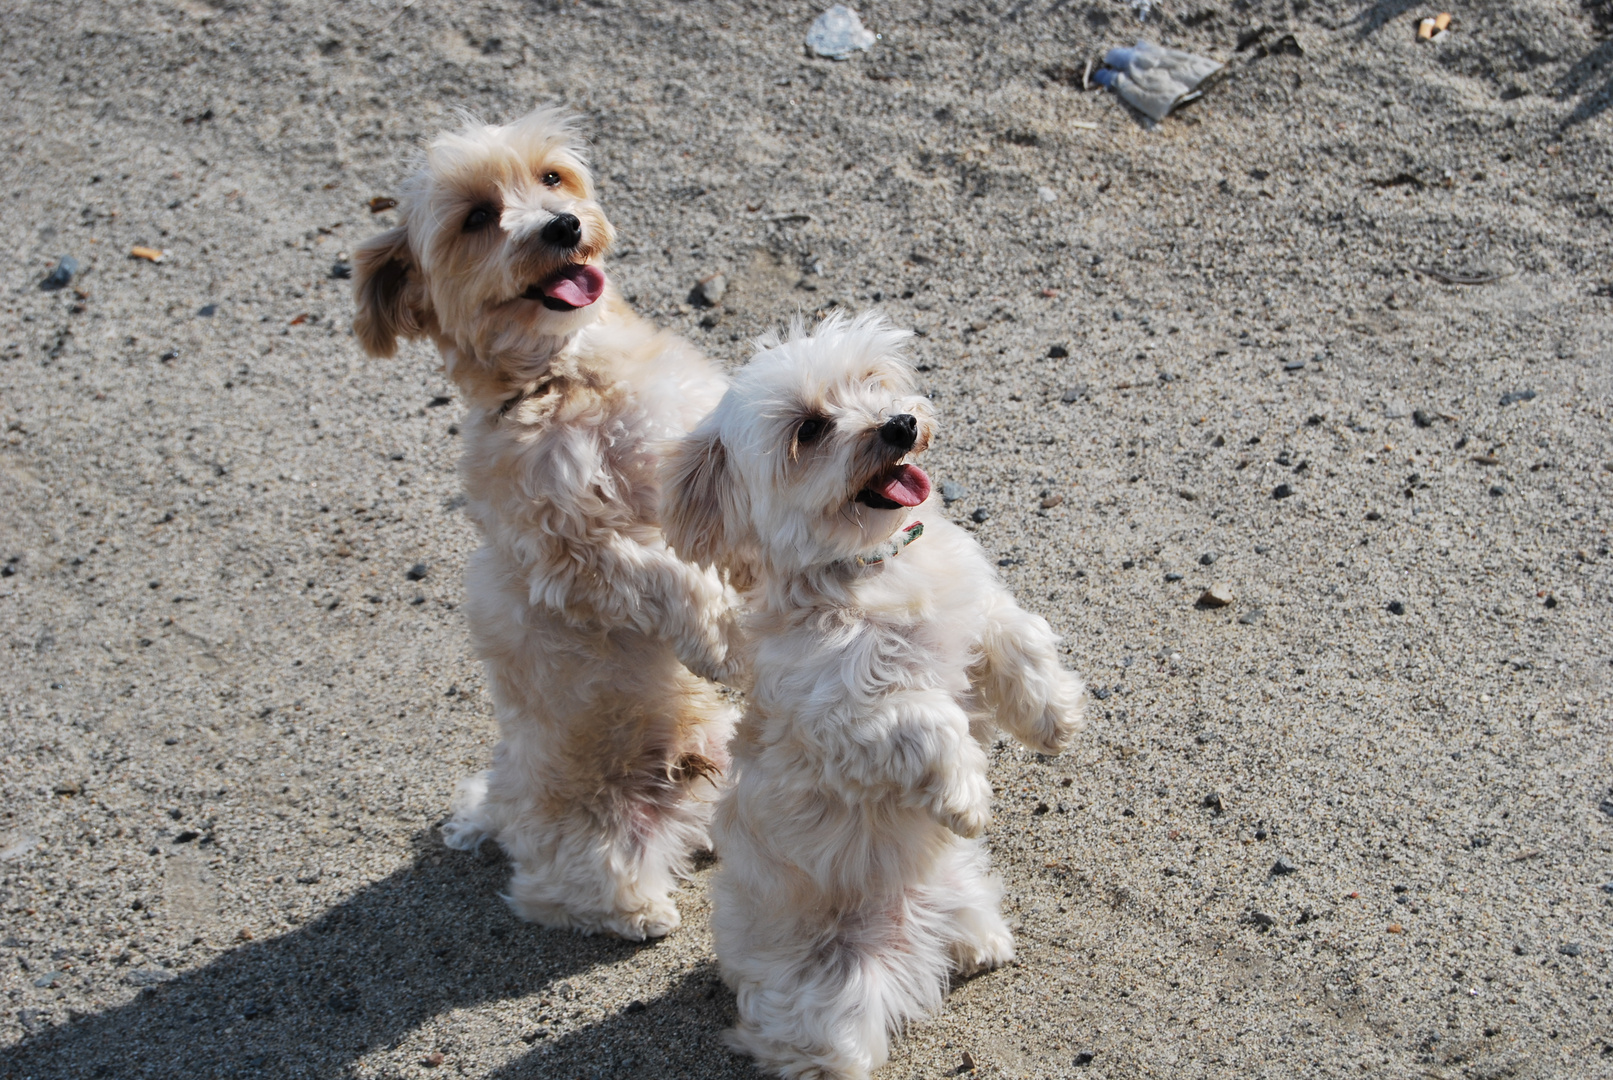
[1489, 485, 1505, 497]
[693, 273, 726, 306]
[1558, 942, 1582, 957]
[1196, 584, 1233, 608]
[938, 480, 966, 503]
[1254, 544, 1271, 554]
[1060, 384, 1088, 403]
[1164, 572, 1183, 582]
[197, 303, 217, 317]
[1074, 1051, 1095, 1066]
[1413, 409, 1434, 428]
[1386, 600, 1406, 615]
[405, 563, 429, 581]
[1199, 552, 1217, 566]
[39, 256, 78, 292]
[330, 260, 352, 280]
[1039, 493, 1064, 509]
[1272, 483, 1294, 500]
[1047, 344, 1069, 358]
[1282, 358, 1305, 372]
[1251, 911, 1277, 928]
[1499, 389, 1536, 406]
[1202, 791, 1223, 812]
[970, 507, 990, 523]
[959, 1050, 976, 1072]
[1365, 511, 1382, 521]
[1271, 856, 1298, 876]
[1178, 488, 1198, 501]
[1238, 608, 1266, 625]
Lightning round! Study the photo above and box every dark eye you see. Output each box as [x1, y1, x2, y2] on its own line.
[796, 416, 828, 444]
[463, 204, 495, 232]
[541, 171, 561, 188]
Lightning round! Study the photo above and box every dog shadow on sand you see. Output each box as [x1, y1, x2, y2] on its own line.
[0, 832, 762, 1080]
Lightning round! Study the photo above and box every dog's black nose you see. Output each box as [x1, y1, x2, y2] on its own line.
[878, 414, 918, 450]
[541, 213, 582, 249]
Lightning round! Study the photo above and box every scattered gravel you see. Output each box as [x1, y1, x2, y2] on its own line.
[2, 3, 1610, 1079]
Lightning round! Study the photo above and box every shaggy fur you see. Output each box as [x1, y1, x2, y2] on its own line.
[660, 313, 1088, 1078]
[351, 107, 739, 940]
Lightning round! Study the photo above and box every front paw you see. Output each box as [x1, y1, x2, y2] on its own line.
[932, 771, 993, 838]
[1022, 677, 1087, 754]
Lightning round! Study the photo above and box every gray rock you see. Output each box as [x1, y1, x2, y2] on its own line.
[970, 507, 990, 523]
[1271, 856, 1298, 876]
[1272, 484, 1294, 499]
[124, 966, 177, 986]
[1060, 384, 1088, 403]
[938, 480, 966, 503]
[693, 273, 727, 306]
[1199, 552, 1217, 565]
[1499, 389, 1537, 406]
[1238, 608, 1266, 625]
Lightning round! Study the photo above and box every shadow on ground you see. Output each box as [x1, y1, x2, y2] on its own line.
[0, 834, 750, 1080]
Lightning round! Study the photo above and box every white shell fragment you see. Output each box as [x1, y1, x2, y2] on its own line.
[1092, 40, 1224, 121]
[807, 5, 876, 60]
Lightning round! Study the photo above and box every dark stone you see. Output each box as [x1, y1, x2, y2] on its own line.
[1202, 791, 1223, 813]
[624, 1000, 647, 1014]
[1271, 856, 1298, 876]
[1489, 485, 1505, 497]
[197, 304, 217, 317]
[1074, 1052, 1095, 1066]
[173, 831, 199, 844]
[1499, 389, 1537, 406]
[1272, 483, 1294, 499]
[160, 350, 179, 362]
[405, 563, 428, 581]
[427, 395, 451, 407]
[1282, 358, 1305, 371]
[1250, 910, 1276, 928]
[1365, 511, 1382, 521]
[330, 261, 352, 280]
[970, 508, 990, 523]
[1164, 572, 1183, 582]
[1544, 595, 1558, 609]
[1090, 687, 1110, 700]
[1121, 559, 1135, 569]
[1047, 344, 1069, 358]
[1386, 600, 1405, 615]
[1559, 942, 1582, 957]
[1413, 409, 1434, 428]
[1199, 552, 1217, 565]
[39, 256, 78, 291]
[939, 480, 966, 503]
[1060, 384, 1088, 403]
[1254, 544, 1271, 554]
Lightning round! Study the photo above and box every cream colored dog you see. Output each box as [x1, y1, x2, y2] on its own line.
[351, 107, 738, 940]
[660, 312, 1087, 1079]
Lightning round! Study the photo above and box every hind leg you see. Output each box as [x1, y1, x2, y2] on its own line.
[927, 837, 1014, 977]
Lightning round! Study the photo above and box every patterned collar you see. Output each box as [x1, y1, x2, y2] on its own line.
[853, 521, 924, 568]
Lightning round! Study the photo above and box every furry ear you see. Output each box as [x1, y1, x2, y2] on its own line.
[351, 226, 425, 358]
[660, 426, 739, 570]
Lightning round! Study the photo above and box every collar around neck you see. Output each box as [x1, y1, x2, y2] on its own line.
[852, 520, 924, 568]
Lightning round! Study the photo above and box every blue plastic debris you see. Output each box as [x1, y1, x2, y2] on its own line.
[39, 256, 78, 291]
[1092, 40, 1223, 122]
[807, 5, 875, 60]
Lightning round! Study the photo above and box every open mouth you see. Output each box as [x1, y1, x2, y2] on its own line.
[855, 463, 931, 510]
[520, 263, 606, 311]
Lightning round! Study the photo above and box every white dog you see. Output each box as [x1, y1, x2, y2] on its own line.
[351, 107, 739, 940]
[660, 312, 1087, 1079]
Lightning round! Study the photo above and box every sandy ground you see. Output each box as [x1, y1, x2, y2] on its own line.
[2, 1, 1611, 1078]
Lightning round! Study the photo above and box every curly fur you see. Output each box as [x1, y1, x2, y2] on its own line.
[352, 106, 738, 940]
[661, 312, 1088, 1077]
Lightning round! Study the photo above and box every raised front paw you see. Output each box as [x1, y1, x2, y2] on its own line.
[1021, 675, 1087, 754]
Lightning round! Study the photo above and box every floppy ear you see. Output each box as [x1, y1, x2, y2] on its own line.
[660, 426, 739, 570]
[351, 225, 425, 358]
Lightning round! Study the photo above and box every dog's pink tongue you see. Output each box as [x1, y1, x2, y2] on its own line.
[873, 464, 931, 508]
[541, 264, 606, 308]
